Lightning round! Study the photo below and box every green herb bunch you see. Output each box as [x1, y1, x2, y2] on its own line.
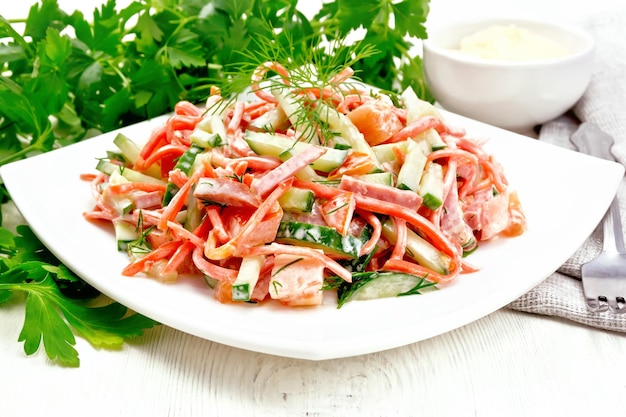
[0, 0, 431, 165]
[0, 0, 431, 366]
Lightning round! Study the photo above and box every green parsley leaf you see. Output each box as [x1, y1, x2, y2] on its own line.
[23, 0, 68, 42]
[392, 0, 430, 39]
[0, 226, 158, 367]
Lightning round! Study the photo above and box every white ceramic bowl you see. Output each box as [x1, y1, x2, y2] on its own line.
[422, 18, 595, 132]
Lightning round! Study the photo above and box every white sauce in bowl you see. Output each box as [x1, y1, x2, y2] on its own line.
[455, 24, 570, 60]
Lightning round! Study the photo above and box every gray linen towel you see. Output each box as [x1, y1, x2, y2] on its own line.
[507, 8, 626, 332]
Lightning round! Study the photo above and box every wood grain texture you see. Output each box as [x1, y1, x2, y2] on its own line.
[2, 306, 625, 417]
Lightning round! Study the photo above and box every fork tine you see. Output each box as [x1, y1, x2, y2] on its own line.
[611, 297, 626, 313]
[585, 295, 609, 313]
[584, 289, 626, 314]
[582, 258, 626, 313]
[580, 250, 626, 314]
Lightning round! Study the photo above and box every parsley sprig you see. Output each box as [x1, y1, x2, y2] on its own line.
[0, 0, 431, 366]
[0, 0, 431, 167]
[0, 225, 158, 367]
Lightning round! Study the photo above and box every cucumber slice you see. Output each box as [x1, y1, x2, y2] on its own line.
[163, 143, 205, 205]
[401, 87, 447, 151]
[340, 231, 375, 273]
[96, 160, 166, 185]
[184, 180, 203, 231]
[113, 220, 139, 251]
[401, 86, 443, 122]
[278, 187, 315, 213]
[335, 271, 437, 307]
[411, 128, 447, 151]
[232, 255, 265, 302]
[419, 162, 445, 210]
[192, 114, 227, 147]
[381, 218, 451, 275]
[276, 221, 364, 259]
[422, 129, 447, 151]
[113, 133, 141, 163]
[318, 103, 383, 172]
[106, 150, 125, 163]
[113, 133, 161, 178]
[278, 149, 325, 181]
[353, 172, 394, 186]
[245, 131, 348, 173]
[396, 139, 429, 192]
[189, 152, 212, 178]
[245, 132, 293, 157]
[330, 136, 351, 150]
[189, 130, 224, 148]
[273, 87, 319, 142]
[102, 171, 135, 215]
[248, 106, 289, 131]
[372, 141, 409, 163]
[113, 197, 134, 215]
[203, 275, 219, 289]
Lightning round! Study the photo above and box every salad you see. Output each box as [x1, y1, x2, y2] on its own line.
[82, 61, 526, 308]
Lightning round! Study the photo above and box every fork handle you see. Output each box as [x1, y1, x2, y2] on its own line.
[603, 197, 626, 254]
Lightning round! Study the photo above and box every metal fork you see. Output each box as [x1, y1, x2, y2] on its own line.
[570, 122, 626, 314]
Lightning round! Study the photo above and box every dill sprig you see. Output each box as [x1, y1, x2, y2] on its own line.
[209, 23, 378, 145]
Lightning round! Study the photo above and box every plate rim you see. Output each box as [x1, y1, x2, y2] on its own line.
[1, 110, 623, 360]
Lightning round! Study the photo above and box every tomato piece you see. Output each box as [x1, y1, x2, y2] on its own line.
[327, 151, 376, 180]
[269, 253, 325, 306]
[502, 191, 527, 237]
[347, 100, 403, 146]
[320, 191, 356, 236]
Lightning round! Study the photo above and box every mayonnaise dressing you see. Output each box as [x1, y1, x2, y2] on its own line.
[455, 24, 569, 61]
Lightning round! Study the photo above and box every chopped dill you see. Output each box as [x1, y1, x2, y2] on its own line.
[272, 257, 305, 277]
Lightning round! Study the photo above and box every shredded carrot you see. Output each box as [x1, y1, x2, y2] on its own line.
[80, 173, 98, 181]
[162, 241, 195, 275]
[244, 243, 353, 283]
[166, 114, 202, 143]
[392, 145, 406, 166]
[354, 193, 459, 261]
[227, 101, 245, 135]
[106, 182, 167, 195]
[389, 217, 407, 261]
[251, 61, 290, 103]
[357, 209, 382, 257]
[137, 144, 188, 171]
[382, 258, 460, 284]
[163, 219, 206, 248]
[122, 241, 183, 276]
[158, 169, 204, 230]
[174, 100, 202, 117]
[385, 116, 444, 143]
[205, 178, 292, 260]
[192, 246, 238, 282]
[205, 206, 230, 243]
[137, 125, 168, 164]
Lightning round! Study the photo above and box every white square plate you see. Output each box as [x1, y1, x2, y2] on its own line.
[1, 110, 622, 359]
